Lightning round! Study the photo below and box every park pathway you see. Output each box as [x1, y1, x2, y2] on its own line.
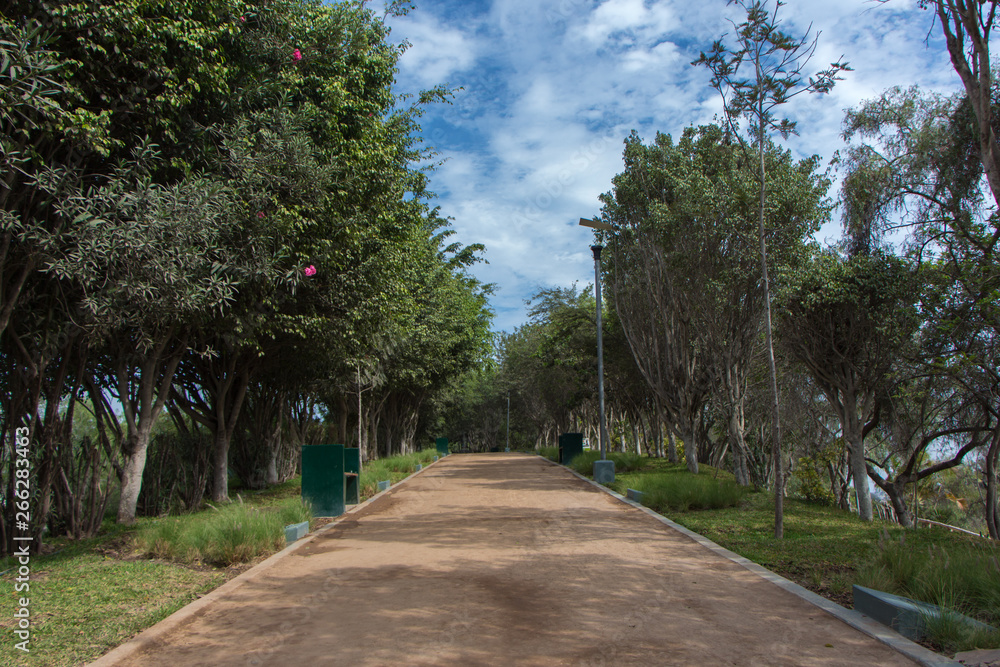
[92, 453, 933, 666]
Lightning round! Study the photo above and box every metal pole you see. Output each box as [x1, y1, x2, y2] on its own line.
[506, 393, 510, 452]
[592, 245, 608, 460]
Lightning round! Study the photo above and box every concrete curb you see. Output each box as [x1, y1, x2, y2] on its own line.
[88, 456, 444, 666]
[541, 456, 957, 667]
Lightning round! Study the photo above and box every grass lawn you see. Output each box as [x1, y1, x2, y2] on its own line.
[599, 455, 1000, 654]
[0, 448, 438, 666]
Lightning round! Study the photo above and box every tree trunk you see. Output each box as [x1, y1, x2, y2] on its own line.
[681, 427, 698, 474]
[117, 427, 153, 524]
[883, 479, 914, 529]
[729, 407, 750, 486]
[211, 429, 231, 502]
[842, 392, 873, 522]
[986, 424, 999, 540]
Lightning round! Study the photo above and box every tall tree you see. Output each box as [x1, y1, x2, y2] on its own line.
[693, 0, 849, 537]
[779, 251, 919, 522]
[600, 125, 828, 477]
[839, 84, 1000, 536]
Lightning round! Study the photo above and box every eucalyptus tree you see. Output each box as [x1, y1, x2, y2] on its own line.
[693, 0, 849, 537]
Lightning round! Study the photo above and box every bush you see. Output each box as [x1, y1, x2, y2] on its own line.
[631, 474, 747, 512]
[567, 450, 645, 475]
[790, 455, 835, 505]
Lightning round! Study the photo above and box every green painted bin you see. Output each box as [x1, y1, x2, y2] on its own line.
[345, 447, 360, 505]
[435, 437, 449, 456]
[559, 433, 584, 465]
[301, 444, 345, 517]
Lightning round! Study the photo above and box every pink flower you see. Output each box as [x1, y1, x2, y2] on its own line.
[257, 211, 265, 219]
[292, 49, 302, 62]
[240, 16, 246, 22]
[304, 265, 316, 277]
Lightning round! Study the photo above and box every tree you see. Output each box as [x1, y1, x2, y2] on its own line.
[693, 0, 849, 537]
[839, 84, 1000, 536]
[779, 251, 920, 522]
[600, 125, 828, 478]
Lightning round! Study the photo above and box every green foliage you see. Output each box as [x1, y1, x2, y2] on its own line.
[567, 450, 644, 476]
[134, 497, 311, 566]
[857, 534, 1000, 652]
[357, 448, 437, 497]
[631, 474, 748, 512]
[790, 443, 842, 505]
[537, 446, 559, 462]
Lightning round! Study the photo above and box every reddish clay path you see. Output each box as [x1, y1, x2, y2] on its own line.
[92, 453, 926, 666]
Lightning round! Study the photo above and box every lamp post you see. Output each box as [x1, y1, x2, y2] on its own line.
[579, 218, 615, 483]
[506, 392, 510, 452]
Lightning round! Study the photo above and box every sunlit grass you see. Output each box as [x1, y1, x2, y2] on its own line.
[134, 497, 311, 566]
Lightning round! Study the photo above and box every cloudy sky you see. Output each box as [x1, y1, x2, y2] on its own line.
[376, 0, 963, 332]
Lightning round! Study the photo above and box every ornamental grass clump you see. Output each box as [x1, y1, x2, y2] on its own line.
[856, 533, 1000, 652]
[632, 474, 746, 512]
[135, 497, 311, 567]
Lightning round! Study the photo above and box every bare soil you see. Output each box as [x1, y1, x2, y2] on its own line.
[91, 453, 921, 666]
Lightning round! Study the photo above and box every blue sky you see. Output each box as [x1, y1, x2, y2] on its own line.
[376, 0, 962, 332]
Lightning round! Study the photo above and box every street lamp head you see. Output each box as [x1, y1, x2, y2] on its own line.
[591, 245, 603, 261]
[579, 217, 614, 232]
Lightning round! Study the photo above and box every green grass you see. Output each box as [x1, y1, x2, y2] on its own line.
[537, 446, 559, 462]
[134, 497, 311, 566]
[856, 534, 1000, 652]
[567, 450, 645, 475]
[358, 447, 437, 497]
[0, 531, 224, 666]
[598, 454, 1000, 655]
[627, 472, 747, 511]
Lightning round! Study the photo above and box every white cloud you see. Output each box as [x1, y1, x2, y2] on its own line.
[383, 0, 973, 331]
[392, 11, 479, 86]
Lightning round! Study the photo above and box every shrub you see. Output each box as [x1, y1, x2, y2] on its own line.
[631, 474, 747, 512]
[790, 455, 835, 505]
[135, 497, 311, 566]
[567, 450, 645, 475]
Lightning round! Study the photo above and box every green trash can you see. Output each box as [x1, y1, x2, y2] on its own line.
[435, 437, 449, 456]
[345, 447, 360, 505]
[559, 433, 584, 465]
[301, 444, 345, 517]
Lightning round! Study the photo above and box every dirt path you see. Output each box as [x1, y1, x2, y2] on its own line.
[92, 453, 929, 666]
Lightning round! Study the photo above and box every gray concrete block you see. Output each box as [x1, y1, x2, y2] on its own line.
[377, 480, 391, 492]
[853, 585, 996, 642]
[284, 521, 309, 543]
[593, 459, 615, 484]
[626, 488, 644, 502]
[416, 463, 422, 471]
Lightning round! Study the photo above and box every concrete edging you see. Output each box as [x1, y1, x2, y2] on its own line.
[88, 456, 444, 666]
[540, 456, 957, 667]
